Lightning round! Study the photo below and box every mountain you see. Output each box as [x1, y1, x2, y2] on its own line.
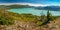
[0, 4, 34, 8]
[35, 6, 60, 11]
[0, 4, 60, 11]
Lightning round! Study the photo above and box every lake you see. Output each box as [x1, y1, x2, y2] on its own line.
[7, 8, 60, 16]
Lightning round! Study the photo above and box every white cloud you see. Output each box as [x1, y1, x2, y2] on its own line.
[18, 3, 48, 7]
[0, 3, 60, 6]
[0, 3, 48, 6]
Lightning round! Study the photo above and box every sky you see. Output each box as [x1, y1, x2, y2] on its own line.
[0, 0, 60, 6]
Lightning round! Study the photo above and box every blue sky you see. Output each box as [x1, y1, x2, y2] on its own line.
[0, 0, 60, 6]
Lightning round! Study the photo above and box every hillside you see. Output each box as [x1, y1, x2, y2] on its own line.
[0, 4, 34, 9]
[0, 7, 60, 30]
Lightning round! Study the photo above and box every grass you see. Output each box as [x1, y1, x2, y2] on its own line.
[0, 8, 40, 25]
[0, 8, 59, 26]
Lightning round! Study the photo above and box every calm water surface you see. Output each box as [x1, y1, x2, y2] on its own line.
[7, 8, 60, 16]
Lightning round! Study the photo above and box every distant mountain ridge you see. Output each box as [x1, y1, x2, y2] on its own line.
[0, 4, 34, 8]
[35, 6, 60, 11]
[0, 4, 60, 11]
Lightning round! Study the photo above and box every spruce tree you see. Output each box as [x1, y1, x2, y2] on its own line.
[47, 10, 51, 21]
[47, 10, 54, 21]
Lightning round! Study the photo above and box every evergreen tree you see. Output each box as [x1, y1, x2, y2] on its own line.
[47, 10, 51, 21]
[47, 10, 54, 21]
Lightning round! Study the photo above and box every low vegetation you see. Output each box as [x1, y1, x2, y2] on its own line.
[0, 8, 58, 26]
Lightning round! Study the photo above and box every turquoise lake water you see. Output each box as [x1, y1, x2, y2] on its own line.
[7, 8, 60, 16]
